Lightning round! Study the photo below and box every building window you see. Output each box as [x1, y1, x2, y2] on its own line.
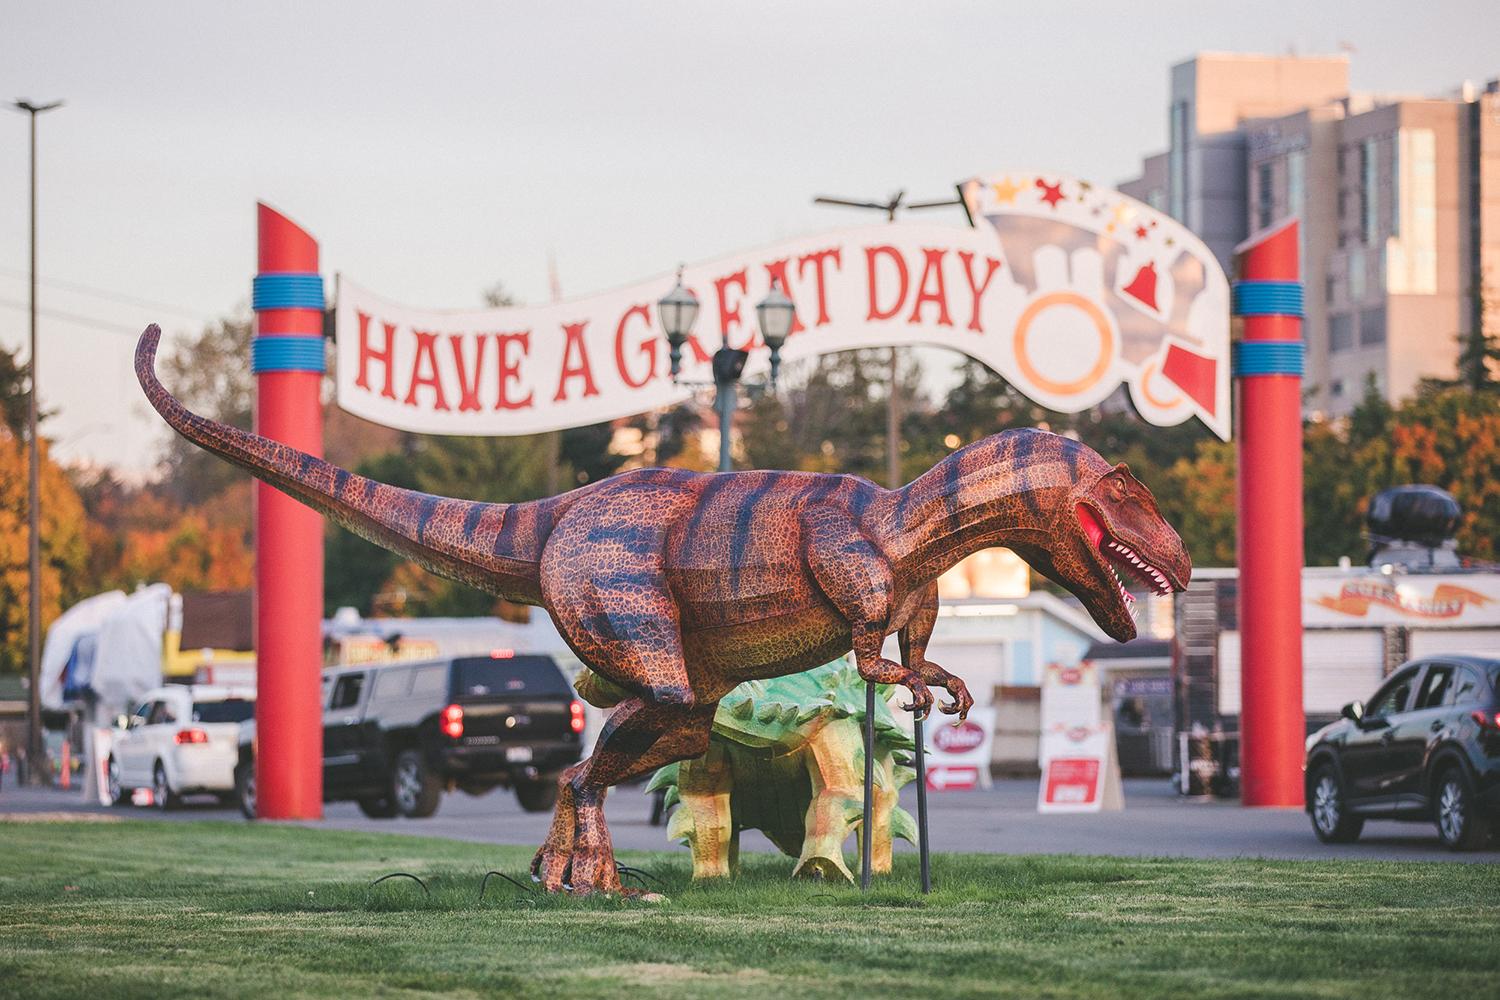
[1331, 379, 1346, 397]
[1325, 274, 1335, 306]
[1257, 162, 1274, 229]
[1169, 101, 1187, 223]
[1362, 137, 1378, 246]
[1387, 128, 1437, 296]
[1330, 313, 1355, 352]
[1359, 307, 1386, 347]
[1349, 249, 1366, 303]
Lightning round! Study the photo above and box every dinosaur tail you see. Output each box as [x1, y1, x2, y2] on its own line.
[135, 324, 547, 604]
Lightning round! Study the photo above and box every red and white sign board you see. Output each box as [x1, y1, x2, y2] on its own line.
[923, 706, 995, 791]
[1037, 662, 1123, 813]
[333, 170, 1228, 439]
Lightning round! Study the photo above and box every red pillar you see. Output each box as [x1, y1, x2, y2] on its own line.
[1232, 219, 1305, 807]
[252, 204, 325, 819]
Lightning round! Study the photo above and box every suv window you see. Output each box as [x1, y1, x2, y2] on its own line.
[1445, 666, 1485, 706]
[1367, 666, 1419, 719]
[453, 656, 570, 698]
[147, 700, 173, 726]
[1413, 664, 1454, 710]
[411, 664, 448, 697]
[329, 673, 365, 710]
[192, 698, 254, 723]
[373, 668, 413, 701]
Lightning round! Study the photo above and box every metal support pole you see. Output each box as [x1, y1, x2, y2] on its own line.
[13, 99, 61, 785]
[861, 679, 875, 891]
[715, 379, 734, 473]
[912, 712, 930, 894]
[887, 347, 901, 489]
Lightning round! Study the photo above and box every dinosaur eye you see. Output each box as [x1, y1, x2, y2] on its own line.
[1105, 477, 1127, 503]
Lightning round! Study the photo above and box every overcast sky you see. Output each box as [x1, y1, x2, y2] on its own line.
[3, 1, 1497, 475]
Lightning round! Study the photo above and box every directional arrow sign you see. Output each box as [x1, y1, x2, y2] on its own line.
[925, 765, 979, 791]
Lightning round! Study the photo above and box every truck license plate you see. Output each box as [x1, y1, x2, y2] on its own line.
[506, 747, 533, 763]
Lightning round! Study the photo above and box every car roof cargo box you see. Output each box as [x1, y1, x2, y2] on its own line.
[1366, 485, 1461, 547]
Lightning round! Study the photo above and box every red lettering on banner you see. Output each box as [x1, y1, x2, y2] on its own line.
[908, 249, 953, 326]
[404, 331, 450, 410]
[762, 260, 807, 335]
[614, 304, 657, 389]
[354, 312, 397, 399]
[449, 334, 489, 412]
[956, 252, 1003, 333]
[798, 248, 841, 326]
[715, 269, 748, 345]
[495, 332, 532, 409]
[865, 246, 909, 321]
[554, 322, 600, 402]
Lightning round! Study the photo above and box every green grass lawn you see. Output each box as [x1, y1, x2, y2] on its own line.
[1, 820, 1498, 999]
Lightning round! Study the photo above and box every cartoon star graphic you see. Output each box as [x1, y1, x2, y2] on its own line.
[992, 176, 1023, 204]
[1111, 202, 1136, 228]
[1135, 225, 1149, 239]
[1037, 179, 1064, 208]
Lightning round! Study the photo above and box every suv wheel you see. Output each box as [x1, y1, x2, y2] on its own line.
[357, 794, 398, 818]
[107, 755, 128, 806]
[152, 761, 179, 812]
[392, 750, 441, 818]
[1310, 764, 1363, 843]
[515, 777, 559, 813]
[234, 761, 256, 820]
[1435, 766, 1491, 851]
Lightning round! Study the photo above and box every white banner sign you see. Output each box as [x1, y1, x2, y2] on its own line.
[334, 170, 1229, 438]
[923, 706, 996, 791]
[1304, 573, 1500, 628]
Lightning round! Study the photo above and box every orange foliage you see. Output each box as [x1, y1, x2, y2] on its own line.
[116, 512, 254, 593]
[0, 432, 90, 673]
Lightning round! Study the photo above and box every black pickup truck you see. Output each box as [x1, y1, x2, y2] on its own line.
[236, 652, 585, 818]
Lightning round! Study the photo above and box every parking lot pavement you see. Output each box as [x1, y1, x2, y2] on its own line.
[6, 777, 1497, 863]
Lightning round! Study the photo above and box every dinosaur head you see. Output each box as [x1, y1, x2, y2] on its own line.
[1056, 463, 1191, 642]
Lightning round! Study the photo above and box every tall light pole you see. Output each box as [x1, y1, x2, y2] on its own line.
[11, 98, 63, 784]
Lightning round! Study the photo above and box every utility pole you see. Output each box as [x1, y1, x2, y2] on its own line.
[11, 98, 63, 784]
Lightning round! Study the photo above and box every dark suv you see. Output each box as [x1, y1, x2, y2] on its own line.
[237, 653, 585, 819]
[1304, 654, 1500, 850]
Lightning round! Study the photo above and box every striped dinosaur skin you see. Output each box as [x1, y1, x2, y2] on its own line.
[136, 323, 1190, 896]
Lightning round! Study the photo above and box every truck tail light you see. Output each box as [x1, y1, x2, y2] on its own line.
[173, 728, 208, 745]
[1471, 709, 1500, 730]
[441, 704, 464, 739]
[570, 700, 586, 733]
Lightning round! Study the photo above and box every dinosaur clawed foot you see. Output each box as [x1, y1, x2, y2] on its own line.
[530, 784, 628, 896]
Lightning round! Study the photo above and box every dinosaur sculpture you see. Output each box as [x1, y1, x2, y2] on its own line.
[585, 658, 918, 884]
[135, 323, 1190, 896]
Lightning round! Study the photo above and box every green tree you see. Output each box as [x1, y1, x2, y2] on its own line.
[158, 313, 254, 506]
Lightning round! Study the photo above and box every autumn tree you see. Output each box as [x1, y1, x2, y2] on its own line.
[0, 433, 90, 674]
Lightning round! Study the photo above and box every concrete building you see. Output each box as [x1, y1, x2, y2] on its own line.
[1122, 54, 1500, 416]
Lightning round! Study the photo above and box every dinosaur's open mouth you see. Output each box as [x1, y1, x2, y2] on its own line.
[1076, 504, 1175, 606]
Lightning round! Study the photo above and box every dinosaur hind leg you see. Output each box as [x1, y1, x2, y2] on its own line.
[532, 699, 714, 894]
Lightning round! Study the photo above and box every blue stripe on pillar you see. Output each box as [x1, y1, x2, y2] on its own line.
[252, 272, 325, 311]
[252, 335, 327, 373]
[1232, 340, 1304, 378]
[1232, 281, 1303, 317]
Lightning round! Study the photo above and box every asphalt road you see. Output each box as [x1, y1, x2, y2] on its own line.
[5, 776, 1498, 864]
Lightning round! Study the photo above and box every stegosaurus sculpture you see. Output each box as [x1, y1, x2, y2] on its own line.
[579, 659, 917, 884]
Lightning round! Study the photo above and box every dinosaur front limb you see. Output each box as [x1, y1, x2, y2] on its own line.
[803, 507, 933, 716]
[900, 581, 975, 719]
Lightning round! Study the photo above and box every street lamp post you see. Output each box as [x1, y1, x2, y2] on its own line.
[10, 98, 63, 785]
[659, 272, 794, 473]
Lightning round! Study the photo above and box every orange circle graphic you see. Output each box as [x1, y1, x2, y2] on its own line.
[1013, 292, 1114, 396]
[1138, 361, 1183, 409]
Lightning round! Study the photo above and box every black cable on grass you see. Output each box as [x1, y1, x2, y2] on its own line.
[615, 865, 662, 887]
[479, 871, 536, 902]
[370, 873, 429, 896]
[811, 894, 837, 901]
